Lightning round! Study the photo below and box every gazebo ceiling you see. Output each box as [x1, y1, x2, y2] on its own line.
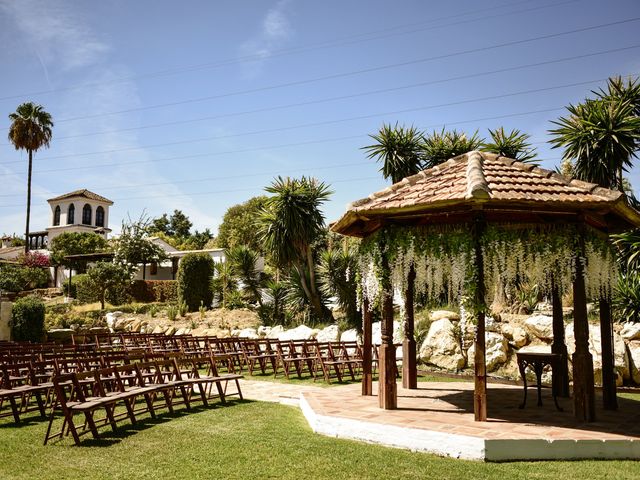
[331, 151, 640, 237]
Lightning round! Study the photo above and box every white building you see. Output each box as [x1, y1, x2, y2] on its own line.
[45, 189, 113, 244]
[133, 237, 229, 280]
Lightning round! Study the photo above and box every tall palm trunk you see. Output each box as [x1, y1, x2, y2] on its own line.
[24, 149, 33, 253]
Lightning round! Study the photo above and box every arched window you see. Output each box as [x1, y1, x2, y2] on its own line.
[82, 204, 92, 225]
[53, 206, 61, 226]
[67, 204, 75, 224]
[95, 206, 105, 227]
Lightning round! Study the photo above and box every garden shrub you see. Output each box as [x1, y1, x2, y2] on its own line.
[74, 274, 100, 304]
[154, 281, 177, 302]
[129, 280, 177, 303]
[11, 295, 45, 342]
[177, 253, 214, 312]
[63, 274, 88, 298]
[0, 264, 49, 292]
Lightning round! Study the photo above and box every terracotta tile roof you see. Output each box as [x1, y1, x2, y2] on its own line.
[332, 151, 640, 235]
[47, 189, 113, 204]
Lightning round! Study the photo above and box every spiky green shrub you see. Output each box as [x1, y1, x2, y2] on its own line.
[11, 295, 45, 342]
[177, 253, 215, 312]
[614, 273, 640, 323]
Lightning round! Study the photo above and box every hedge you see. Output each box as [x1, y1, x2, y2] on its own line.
[177, 253, 214, 311]
[11, 295, 45, 342]
[129, 280, 177, 303]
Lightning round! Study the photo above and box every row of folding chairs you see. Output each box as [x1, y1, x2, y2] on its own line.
[207, 338, 365, 384]
[1, 349, 240, 427]
[44, 354, 243, 445]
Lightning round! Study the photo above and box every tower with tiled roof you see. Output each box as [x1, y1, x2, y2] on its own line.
[45, 189, 113, 244]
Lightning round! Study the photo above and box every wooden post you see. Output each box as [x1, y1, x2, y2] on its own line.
[572, 224, 596, 422]
[379, 254, 397, 409]
[362, 297, 373, 396]
[599, 297, 618, 410]
[402, 267, 417, 389]
[551, 283, 570, 398]
[473, 213, 487, 422]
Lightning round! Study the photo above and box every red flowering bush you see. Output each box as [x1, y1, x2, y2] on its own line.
[19, 251, 50, 268]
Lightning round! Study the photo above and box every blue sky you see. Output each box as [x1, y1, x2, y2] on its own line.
[1, 0, 639, 237]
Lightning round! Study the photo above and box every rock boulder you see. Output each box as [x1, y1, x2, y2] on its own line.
[523, 315, 554, 341]
[419, 318, 465, 371]
[317, 324, 339, 342]
[278, 325, 315, 341]
[467, 332, 509, 372]
[621, 323, 640, 341]
[430, 310, 460, 321]
[566, 323, 629, 383]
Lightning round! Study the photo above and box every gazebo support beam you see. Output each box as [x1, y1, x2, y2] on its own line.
[362, 298, 373, 396]
[402, 267, 417, 389]
[473, 212, 487, 422]
[379, 255, 397, 409]
[551, 284, 570, 398]
[599, 297, 618, 410]
[572, 225, 596, 422]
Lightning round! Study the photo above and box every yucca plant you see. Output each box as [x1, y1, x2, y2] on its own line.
[212, 261, 237, 309]
[258, 279, 287, 325]
[318, 247, 361, 331]
[422, 128, 483, 169]
[481, 127, 537, 163]
[227, 245, 263, 306]
[549, 98, 640, 192]
[362, 123, 425, 183]
[258, 176, 333, 322]
[614, 273, 640, 323]
[166, 304, 178, 322]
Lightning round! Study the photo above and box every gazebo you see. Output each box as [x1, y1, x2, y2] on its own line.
[331, 151, 640, 422]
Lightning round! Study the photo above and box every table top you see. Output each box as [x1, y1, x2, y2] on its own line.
[516, 351, 562, 361]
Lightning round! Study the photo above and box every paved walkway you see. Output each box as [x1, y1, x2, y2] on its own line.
[239, 379, 324, 405]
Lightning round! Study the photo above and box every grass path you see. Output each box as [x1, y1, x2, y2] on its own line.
[1, 400, 639, 480]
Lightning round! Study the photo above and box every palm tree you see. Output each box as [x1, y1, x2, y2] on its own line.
[422, 128, 483, 169]
[549, 97, 640, 192]
[8, 102, 53, 253]
[258, 176, 333, 321]
[481, 127, 537, 163]
[362, 123, 424, 183]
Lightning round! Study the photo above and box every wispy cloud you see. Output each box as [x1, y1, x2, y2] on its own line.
[238, 0, 294, 77]
[0, 0, 109, 71]
[0, 0, 219, 235]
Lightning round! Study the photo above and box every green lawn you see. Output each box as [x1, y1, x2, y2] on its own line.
[1, 400, 639, 480]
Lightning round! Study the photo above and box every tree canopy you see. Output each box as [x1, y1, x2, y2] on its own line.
[49, 232, 109, 272]
[152, 210, 193, 238]
[150, 210, 213, 250]
[113, 215, 167, 278]
[216, 196, 268, 253]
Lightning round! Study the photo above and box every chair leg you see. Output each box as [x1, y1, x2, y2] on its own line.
[84, 411, 100, 439]
[8, 396, 21, 423]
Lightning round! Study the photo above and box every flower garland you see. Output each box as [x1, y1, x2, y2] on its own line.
[356, 223, 619, 311]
